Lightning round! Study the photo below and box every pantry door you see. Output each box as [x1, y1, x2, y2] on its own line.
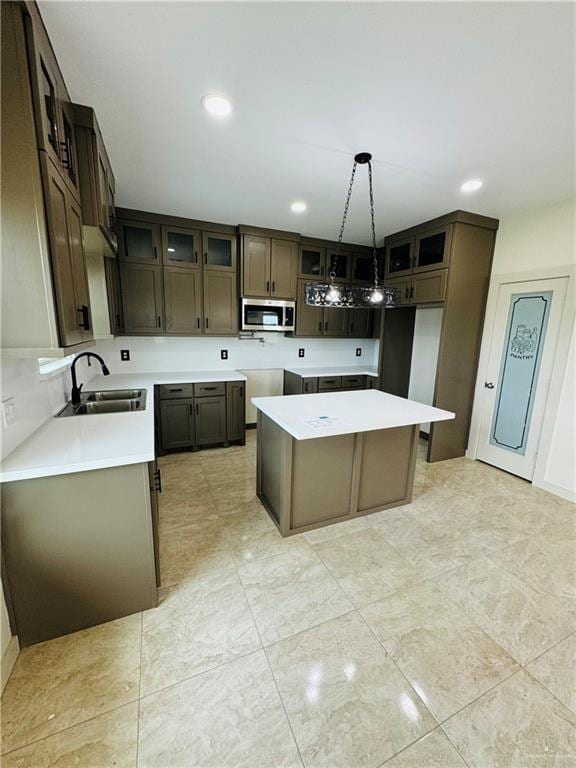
[476, 277, 568, 479]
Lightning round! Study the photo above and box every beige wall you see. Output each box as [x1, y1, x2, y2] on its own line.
[468, 199, 576, 501]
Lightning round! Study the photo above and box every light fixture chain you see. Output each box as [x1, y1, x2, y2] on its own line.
[330, 160, 358, 281]
[368, 160, 379, 286]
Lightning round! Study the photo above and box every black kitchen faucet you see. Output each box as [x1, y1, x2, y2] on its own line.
[70, 353, 110, 404]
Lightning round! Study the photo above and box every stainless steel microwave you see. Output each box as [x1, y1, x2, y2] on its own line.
[241, 298, 295, 332]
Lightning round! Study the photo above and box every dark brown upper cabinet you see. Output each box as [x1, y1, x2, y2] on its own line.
[411, 269, 448, 304]
[323, 307, 349, 337]
[348, 308, 373, 338]
[42, 156, 93, 346]
[414, 226, 452, 272]
[351, 253, 375, 285]
[162, 225, 201, 268]
[164, 266, 202, 335]
[24, 7, 80, 201]
[326, 249, 352, 283]
[294, 278, 323, 336]
[298, 245, 326, 279]
[384, 275, 412, 305]
[385, 238, 414, 278]
[202, 232, 237, 271]
[120, 263, 164, 334]
[73, 104, 117, 252]
[243, 235, 271, 297]
[270, 239, 298, 299]
[104, 257, 122, 336]
[242, 235, 298, 299]
[118, 220, 161, 264]
[203, 271, 238, 335]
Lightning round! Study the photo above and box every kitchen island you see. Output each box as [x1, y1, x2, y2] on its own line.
[252, 390, 454, 536]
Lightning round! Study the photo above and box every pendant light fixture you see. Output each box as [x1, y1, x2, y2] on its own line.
[305, 152, 399, 309]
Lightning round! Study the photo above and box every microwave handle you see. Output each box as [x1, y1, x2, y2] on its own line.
[284, 306, 294, 327]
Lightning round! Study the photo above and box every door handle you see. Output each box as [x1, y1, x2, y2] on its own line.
[266, 281, 270, 292]
[77, 305, 90, 330]
[196, 403, 199, 416]
[272, 281, 275, 293]
[484, 382, 495, 389]
[197, 317, 200, 329]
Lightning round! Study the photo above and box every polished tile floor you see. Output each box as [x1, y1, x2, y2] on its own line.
[2, 432, 575, 767]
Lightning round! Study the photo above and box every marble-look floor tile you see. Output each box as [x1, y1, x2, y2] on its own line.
[159, 516, 235, 586]
[141, 569, 261, 695]
[434, 558, 576, 665]
[361, 582, 519, 721]
[214, 496, 268, 518]
[1, 702, 139, 768]
[384, 729, 467, 767]
[313, 528, 418, 606]
[138, 651, 302, 768]
[303, 515, 369, 544]
[158, 500, 219, 532]
[266, 612, 437, 768]
[442, 670, 576, 768]
[238, 548, 353, 645]
[488, 524, 576, 600]
[1, 615, 141, 754]
[221, 505, 312, 564]
[527, 634, 576, 713]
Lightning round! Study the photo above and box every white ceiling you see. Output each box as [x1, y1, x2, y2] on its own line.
[40, 1, 574, 245]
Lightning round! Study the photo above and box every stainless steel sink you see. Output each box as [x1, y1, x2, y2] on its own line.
[84, 389, 144, 401]
[56, 391, 147, 417]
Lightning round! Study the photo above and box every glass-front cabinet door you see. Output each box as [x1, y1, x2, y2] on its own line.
[118, 220, 161, 264]
[351, 253, 374, 285]
[414, 226, 452, 273]
[202, 232, 237, 271]
[299, 246, 325, 279]
[162, 226, 200, 268]
[385, 238, 413, 278]
[326, 250, 351, 283]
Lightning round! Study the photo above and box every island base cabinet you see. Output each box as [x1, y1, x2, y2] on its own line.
[226, 381, 246, 443]
[256, 413, 418, 536]
[1, 463, 158, 646]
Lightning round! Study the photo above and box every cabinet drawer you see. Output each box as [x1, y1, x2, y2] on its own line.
[194, 382, 226, 398]
[302, 378, 318, 394]
[159, 384, 193, 399]
[318, 376, 342, 391]
[341, 375, 366, 389]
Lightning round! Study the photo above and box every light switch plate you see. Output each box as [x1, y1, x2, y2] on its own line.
[298, 348, 305, 358]
[221, 350, 228, 360]
[356, 348, 362, 357]
[120, 350, 130, 361]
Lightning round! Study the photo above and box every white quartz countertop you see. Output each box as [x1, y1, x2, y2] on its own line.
[0, 370, 246, 483]
[251, 390, 454, 440]
[284, 366, 379, 378]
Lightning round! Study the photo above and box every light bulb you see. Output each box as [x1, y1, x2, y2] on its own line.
[202, 94, 233, 118]
[369, 288, 384, 304]
[326, 286, 341, 303]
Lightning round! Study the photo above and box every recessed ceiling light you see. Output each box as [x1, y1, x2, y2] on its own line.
[460, 179, 483, 193]
[291, 201, 307, 214]
[202, 94, 233, 118]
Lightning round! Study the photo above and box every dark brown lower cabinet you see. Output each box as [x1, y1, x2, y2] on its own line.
[284, 371, 375, 395]
[203, 271, 237, 335]
[160, 399, 195, 449]
[148, 461, 161, 587]
[158, 381, 245, 452]
[120, 262, 164, 333]
[195, 396, 226, 446]
[226, 382, 246, 443]
[302, 378, 318, 394]
[164, 265, 202, 334]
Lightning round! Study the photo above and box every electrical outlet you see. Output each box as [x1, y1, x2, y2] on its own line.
[120, 350, 130, 361]
[221, 350, 228, 360]
[356, 348, 362, 357]
[2, 397, 15, 427]
[298, 348, 305, 358]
